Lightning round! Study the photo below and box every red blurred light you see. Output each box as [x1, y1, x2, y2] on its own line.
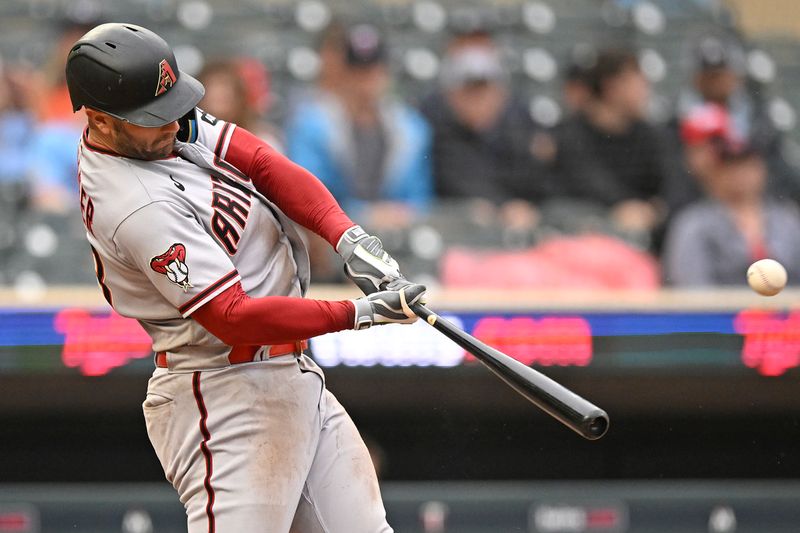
[586, 508, 620, 528]
[0, 512, 32, 532]
[471, 316, 592, 367]
[54, 308, 153, 376]
[735, 310, 800, 376]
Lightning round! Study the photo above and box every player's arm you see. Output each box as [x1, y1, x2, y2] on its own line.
[223, 125, 412, 295]
[113, 201, 425, 344]
[223, 125, 354, 247]
[191, 280, 426, 346]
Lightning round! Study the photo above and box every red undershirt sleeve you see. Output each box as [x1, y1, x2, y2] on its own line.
[192, 281, 355, 346]
[223, 126, 355, 248]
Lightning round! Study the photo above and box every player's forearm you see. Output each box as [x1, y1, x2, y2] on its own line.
[192, 281, 354, 345]
[224, 127, 355, 247]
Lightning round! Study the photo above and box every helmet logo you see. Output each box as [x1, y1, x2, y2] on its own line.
[155, 59, 177, 96]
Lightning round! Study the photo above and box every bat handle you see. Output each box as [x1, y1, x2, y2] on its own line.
[411, 302, 435, 323]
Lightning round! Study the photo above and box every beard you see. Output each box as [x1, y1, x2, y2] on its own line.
[111, 122, 176, 160]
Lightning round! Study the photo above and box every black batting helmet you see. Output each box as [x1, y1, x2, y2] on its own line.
[66, 23, 204, 127]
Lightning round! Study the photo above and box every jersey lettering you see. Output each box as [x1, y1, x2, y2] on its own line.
[79, 184, 95, 236]
[212, 192, 248, 228]
[211, 212, 239, 254]
[209, 176, 251, 255]
[90, 245, 112, 305]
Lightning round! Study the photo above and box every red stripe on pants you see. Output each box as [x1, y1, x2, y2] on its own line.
[192, 372, 216, 533]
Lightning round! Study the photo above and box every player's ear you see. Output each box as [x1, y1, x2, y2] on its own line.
[86, 109, 114, 136]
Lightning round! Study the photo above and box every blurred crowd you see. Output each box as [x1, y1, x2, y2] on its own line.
[3, 14, 800, 291]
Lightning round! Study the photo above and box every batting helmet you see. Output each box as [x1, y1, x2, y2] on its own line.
[66, 23, 204, 127]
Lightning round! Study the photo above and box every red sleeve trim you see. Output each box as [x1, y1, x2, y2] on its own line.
[212, 123, 250, 182]
[179, 270, 241, 317]
[214, 122, 230, 157]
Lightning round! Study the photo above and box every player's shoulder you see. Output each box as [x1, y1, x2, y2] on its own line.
[182, 107, 236, 157]
[79, 149, 193, 236]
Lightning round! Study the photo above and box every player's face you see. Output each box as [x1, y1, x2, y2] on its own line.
[109, 119, 180, 160]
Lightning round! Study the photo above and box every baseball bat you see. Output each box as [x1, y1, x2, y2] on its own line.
[410, 303, 609, 440]
[213, 165, 608, 438]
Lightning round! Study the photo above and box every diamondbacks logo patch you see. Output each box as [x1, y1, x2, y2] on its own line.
[155, 59, 177, 96]
[150, 243, 193, 292]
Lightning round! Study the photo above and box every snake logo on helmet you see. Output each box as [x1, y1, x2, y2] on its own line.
[65, 23, 204, 127]
[155, 59, 177, 96]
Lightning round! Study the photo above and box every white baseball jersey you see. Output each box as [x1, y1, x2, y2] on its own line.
[79, 110, 394, 532]
[77, 109, 309, 370]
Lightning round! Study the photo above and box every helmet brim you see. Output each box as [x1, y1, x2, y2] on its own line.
[109, 71, 205, 127]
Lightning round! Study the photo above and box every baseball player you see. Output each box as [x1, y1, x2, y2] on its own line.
[66, 23, 425, 532]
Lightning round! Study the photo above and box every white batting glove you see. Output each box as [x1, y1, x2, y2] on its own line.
[352, 282, 426, 330]
[337, 225, 406, 295]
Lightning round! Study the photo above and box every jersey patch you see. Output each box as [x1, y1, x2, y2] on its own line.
[156, 59, 177, 96]
[150, 243, 193, 292]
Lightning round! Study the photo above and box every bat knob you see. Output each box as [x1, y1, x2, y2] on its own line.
[582, 410, 610, 440]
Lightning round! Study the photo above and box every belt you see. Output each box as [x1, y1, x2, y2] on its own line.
[155, 340, 308, 368]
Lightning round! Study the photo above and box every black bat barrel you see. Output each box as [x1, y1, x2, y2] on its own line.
[411, 304, 609, 440]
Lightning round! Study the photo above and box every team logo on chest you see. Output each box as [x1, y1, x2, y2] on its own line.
[150, 243, 193, 292]
[155, 59, 177, 96]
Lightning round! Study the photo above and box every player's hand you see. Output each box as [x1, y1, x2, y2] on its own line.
[352, 282, 426, 330]
[336, 225, 406, 295]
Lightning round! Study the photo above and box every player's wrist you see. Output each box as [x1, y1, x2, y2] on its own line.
[351, 284, 425, 331]
[335, 225, 368, 257]
[351, 298, 374, 330]
[337, 225, 404, 296]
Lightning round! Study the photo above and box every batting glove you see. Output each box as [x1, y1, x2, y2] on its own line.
[352, 282, 426, 330]
[337, 225, 406, 295]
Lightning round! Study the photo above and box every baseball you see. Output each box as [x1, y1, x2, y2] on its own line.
[747, 259, 787, 296]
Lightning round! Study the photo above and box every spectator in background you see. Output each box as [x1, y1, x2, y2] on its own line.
[197, 58, 282, 150]
[316, 20, 348, 97]
[662, 107, 800, 286]
[0, 61, 34, 270]
[26, 22, 94, 214]
[286, 23, 432, 229]
[553, 48, 666, 238]
[283, 21, 348, 119]
[666, 35, 800, 211]
[562, 62, 592, 116]
[561, 47, 594, 116]
[419, 26, 554, 233]
[678, 36, 755, 145]
[0, 62, 33, 192]
[679, 103, 734, 183]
